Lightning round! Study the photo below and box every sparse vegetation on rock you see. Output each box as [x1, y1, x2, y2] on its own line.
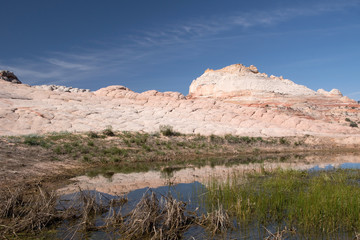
[159, 125, 180, 137]
[350, 122, 358, 128]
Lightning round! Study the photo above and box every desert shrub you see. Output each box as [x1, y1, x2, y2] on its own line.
[83, 155, 91, 162]
[159, 125, 180, 136]
[46, 132, 74, 141]
[23, 135, 49, 148]
[102, 147, 128, 157]
[130, 133, 149, 146]
[141, 144, 152, 152]
[102, 126, 115, 136]
[87, 131, 99, 138]
[224, 134, 241, 144]
[210, 134, 224, 144]
[350, 122, 358, 128]
[193, 134, 206, 141]
[121, 131, 133, 138]
[176, 141, 186, 147]
[151, 132, 160, 138]
[240, 136, 253, 144]
[279, 137, 289, 145]
[123, 139, 132, 147]
[110, 156, 122, 162]
[165, 142, 173, 150]
[345, 118, 351, 122]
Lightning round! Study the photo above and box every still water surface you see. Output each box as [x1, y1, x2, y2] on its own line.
[56, 153, 360, 239]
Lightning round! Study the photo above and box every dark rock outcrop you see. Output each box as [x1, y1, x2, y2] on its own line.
[0, 70, 21, 84]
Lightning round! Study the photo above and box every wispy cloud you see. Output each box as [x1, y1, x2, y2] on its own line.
[0, 0, 358, 89]
[346, 91, 360, 99]
[45, 59, 93, 71]
[131, 1, 360, 46]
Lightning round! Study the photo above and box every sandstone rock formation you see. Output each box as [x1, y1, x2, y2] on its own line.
[189, 64, 316, 98]
[317, 88, 343, 97]
[33, 84, 90, 93]
[0, 64, 359, 145]
[0, 70, 21, 84]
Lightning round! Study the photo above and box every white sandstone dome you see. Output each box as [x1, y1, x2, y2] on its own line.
[317, 88, 343, 97]
[189, 64, 316, 98]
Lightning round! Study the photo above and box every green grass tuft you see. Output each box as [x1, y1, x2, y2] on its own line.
[23, 135, 49, 148]
[205, 168, 360, 234]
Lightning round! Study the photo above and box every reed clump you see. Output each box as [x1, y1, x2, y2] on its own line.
[205, 168, 360, 234]
[0, 186, 238, 239]
[123, 191, 161, 238]
[199, 204, 232, 235]
[0, 187, 128, 238]
[123, 191, 195, 240]
[0, 186, 63, 236]
[74, 190, 109, 231]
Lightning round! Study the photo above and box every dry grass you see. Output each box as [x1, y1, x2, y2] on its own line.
[123, 191, 160, 238]
[0, 186, 129, 239]
[199, 204, 232, 235]
[64, 189, 129, 240]
[0, 186, 62, 237]
[75, 190, 109, 231]
[154, 195, 193, 240]
[0, 186, 235, 239]
[104, 196, 128, 229]
[123, 190, 195, 240]
[263, 226, 296, 240]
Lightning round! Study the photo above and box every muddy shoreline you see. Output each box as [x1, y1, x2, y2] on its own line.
[1, 131, 360, 195]
[1, 131, 360, 239]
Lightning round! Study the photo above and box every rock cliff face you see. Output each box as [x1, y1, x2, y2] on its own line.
[0, 64, 359, 145]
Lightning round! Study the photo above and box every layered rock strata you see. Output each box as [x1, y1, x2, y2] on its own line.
[0, 64, 359, 145]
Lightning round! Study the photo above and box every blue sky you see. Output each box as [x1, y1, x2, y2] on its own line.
[1, 0, 359, 99]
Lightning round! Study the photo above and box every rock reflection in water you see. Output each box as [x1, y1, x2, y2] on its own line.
[57, 153, 360, 196]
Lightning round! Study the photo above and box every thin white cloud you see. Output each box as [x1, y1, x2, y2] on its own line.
[133, 1, 360, 46]
[346, 91, 360, 98]
[1, 0, 358, 88]
[0, 65, 63, 85]
[45, 59, 93, 71]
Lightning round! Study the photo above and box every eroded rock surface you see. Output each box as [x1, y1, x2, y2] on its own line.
[0, 64, 359, 145]
[189, 64, 316, 98]
[33, 84, 90, 93]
